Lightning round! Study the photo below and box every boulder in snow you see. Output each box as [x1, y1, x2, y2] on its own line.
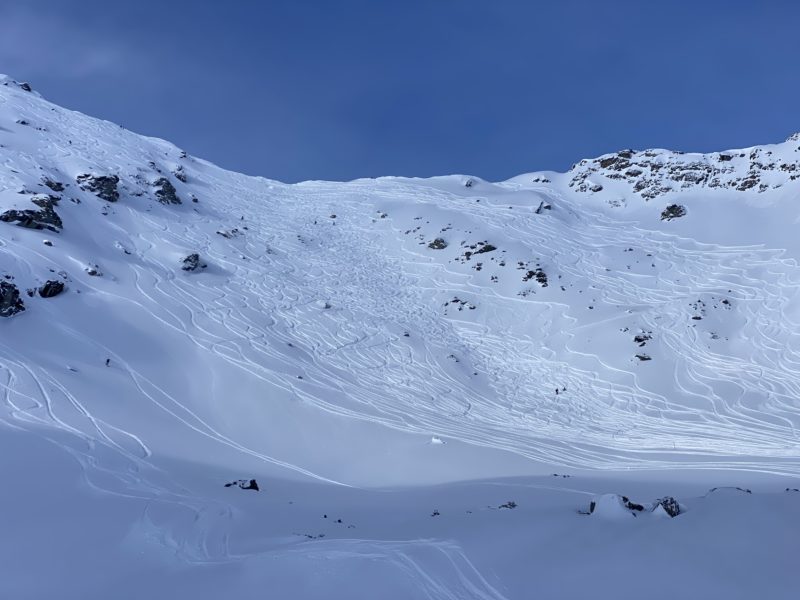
[587, 494, 645, 519]
[0, 195, 63, 232]
[38, 280, 65, 298]
[0, 281, 25, 317]
[660, 204, 687, 221]
[224, 479, 259, 491]
[181, 253, 206, 271]
[154, 177, 181, 205]
[77, 174, 120, 202]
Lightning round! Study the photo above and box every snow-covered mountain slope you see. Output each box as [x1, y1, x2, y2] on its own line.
[1, 75, 799, 599]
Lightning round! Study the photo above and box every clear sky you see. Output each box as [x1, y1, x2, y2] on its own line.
[2, 0, 798, 182]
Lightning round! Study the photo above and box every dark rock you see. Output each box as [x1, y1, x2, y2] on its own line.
[173, 166, 187, 183]
[85, 265, 102, 277]
[181, 253, 206, 271]
[18, 82, 32, 92]
[736, 176, 759, 191]
[224, 479, 260, 491]
[635, 354, 652, 361]
[32, 195, 60, 209]
[153, 177, 181, 204]
[523, 268, 548, 287]
[77, 174, 120, 202]
[0, 281, 25, 317]
[38, 280, 65, 298]
[0, 195, 63, 232]
[43, 179, 65, 192]
[428, 238, 448, 250]
[498, 501, 517, 509]
[655, 496, 681, 517]
[474, 243, 497, 254]
[708, 486, 752, 494]
[660, 204, 686, 221]
[621, 496, 644, 511]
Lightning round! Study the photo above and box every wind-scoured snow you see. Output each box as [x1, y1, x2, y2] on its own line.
[1, 75, 798, 599]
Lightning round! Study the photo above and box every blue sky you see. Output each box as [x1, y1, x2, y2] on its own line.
[2, 1, 798, 182]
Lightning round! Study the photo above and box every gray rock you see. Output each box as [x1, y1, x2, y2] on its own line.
[655, 496, 681, 517]
[182, 253, 206, 271]
[428, 238, 448, 250]
[172, 166, 187, 183]
[224, 478, 259, 491]
[0, 281, 25, 317]
[77, 174, 120, 202]
[38, 280, 65, 298]
[154, 177, 181, 204]
[660, 204, 686, 221]
[43, 179, 65, 192]
[0, 195, 63, 232]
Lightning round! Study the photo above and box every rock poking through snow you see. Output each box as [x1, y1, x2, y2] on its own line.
[38, 280, 65, 298]
[0, 280, 25, 317]
[181, 253, 206, 271]
[154, 177, 181, 205]
[0, 195, 63, 232]
[77, 174, 120, 202]
[224, 479, 260, 491]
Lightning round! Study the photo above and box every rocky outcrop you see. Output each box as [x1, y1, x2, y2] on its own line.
[661, 204, 687, 221]
[224, 479, 259, 491]
[1, 78, 33, 92]
[428, 238, 448, 250]
[0, 281, 25, 317]
[0, 195, 63, 232]
[38, 280, 65, 298]
[77, 174, 120, 202]
[154, 177, 181, 204]
[569, 143, 800, 201]
[181, 253, 206, 271]
[586, 493, 682, 518]
[43, 179, 65, 192]
[172, 166, 187, 183]
[655, 496, 682, 517]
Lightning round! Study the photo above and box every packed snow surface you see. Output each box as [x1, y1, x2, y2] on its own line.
[1, 75, 798, 598]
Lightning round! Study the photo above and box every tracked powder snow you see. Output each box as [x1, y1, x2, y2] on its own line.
[0, 75, 798, 599]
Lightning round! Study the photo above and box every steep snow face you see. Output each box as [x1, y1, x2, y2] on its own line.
[1, 77, 800, 599]
[2, 76, 799, 479]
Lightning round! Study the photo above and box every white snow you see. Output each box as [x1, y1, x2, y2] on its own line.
[1, 75, 799, 599]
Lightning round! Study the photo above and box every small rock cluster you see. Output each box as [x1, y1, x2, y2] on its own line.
[77, 174, 120, 202]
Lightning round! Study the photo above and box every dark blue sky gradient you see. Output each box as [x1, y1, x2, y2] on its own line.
[2, 1, 798, 182]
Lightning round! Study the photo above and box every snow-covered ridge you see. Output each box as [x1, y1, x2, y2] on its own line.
[567, 134, 800, 200]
